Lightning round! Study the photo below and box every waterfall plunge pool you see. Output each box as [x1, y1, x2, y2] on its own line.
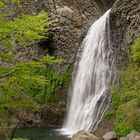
[14, 127, 70, 140]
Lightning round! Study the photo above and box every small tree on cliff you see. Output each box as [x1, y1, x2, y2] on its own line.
[0, 0, 63, 137]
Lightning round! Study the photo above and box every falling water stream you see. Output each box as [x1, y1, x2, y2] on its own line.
[61, 9, 115, 135]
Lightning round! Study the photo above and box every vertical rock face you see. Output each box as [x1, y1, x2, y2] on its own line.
[11, 0, 115, 71]
[44, 0, 115, 69]
[8, 0, 140, 70]
[110, 0, 140, 69]
[94, 0, 115, 12]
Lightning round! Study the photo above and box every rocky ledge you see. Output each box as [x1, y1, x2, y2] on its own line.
[71, 130, 140, 140]
[12, 103, 65, 128]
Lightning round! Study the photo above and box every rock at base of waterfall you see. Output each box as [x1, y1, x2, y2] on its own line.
[72, 130, 100, 140]
[131, 135, 140, 140]
[103, 131, 117, 140]
[119, 137, 128, 140]
[126, 130, 140, 140]
[119, 130, 140, 140]
[120, 135, 140, 140]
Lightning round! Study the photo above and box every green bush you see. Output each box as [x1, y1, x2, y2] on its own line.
[44, 67, 72, 102]
[104, 111, 114, 120]
[0, 55, 63, 111]
[0, 0, 72, 138]
[132, 37, 140, 63]
[115, 99, 140, 136]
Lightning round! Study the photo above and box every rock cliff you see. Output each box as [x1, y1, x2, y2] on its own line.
[110, 0, 140, 69]
[13, 0, 139, 71]
[11, 0, 115, 71]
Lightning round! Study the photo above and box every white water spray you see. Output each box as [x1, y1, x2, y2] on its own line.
[61, 9, 115, 135]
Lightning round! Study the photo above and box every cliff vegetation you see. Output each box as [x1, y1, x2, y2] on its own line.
[111, 37, 140, 136]
[0, 0, 71, 139]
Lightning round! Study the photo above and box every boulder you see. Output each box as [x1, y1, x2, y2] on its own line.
[72, 130, 99, 140]
[103, 131, 117, 140]
[131, 136, 140, 140]
[56, 6, 74, 20]
[119, 137, 128, 140]
[119, 131, 140, 140]
[126, 130, 140, 140]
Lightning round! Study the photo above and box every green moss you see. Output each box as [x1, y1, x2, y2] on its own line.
[115, 99, 140, 136]
[132, 37, 140, 63]
[0, 1, 72, 138]
[46, 66, 72, 102]
[104, 111, 114, 120]
[121, 51, 129, 60]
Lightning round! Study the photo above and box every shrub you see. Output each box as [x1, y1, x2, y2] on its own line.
[132, 37, 140, 63]
[111, 37, 140, 136]
[104, 111, 114, 120]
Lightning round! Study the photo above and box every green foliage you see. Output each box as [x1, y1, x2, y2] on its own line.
[0, 1, 6, 9]
[121, 51, 129, 60]
[0, 120, 15, 140]
[0, 0, 71, 138]
[104, 111, 114, 120]
[0, 11, 49, 52]
[0, 0, 51, 111]
[115, 99, 140, 136]
[0, 1, 72, 139]
[44, 67, 72, 102]
[0, 55, 64, 114]
[0, 0, 71, 119]
[0, 53, 14, 61]
[0, 0, 51, 115]
[0, 0, 49, 59]
[111, 38, 140, 136]
[132, 37, 140, 63]
[112, 66, 140, 136]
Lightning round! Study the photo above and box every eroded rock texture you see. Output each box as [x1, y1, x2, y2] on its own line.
[10, 0, 115, 71]
[8, 0, 140, 70]
[110, 0, 140, 69]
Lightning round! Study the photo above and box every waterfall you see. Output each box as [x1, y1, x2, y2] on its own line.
[61, 9, 115, 135]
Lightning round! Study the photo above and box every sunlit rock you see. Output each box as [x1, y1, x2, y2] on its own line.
[72, 130, 99, 140]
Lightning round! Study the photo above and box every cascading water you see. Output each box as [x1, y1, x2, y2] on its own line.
[61, 9, 115, 135]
